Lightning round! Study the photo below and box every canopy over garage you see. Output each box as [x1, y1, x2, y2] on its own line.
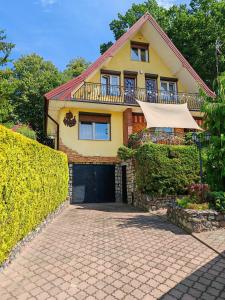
[136, 101, 202, 130]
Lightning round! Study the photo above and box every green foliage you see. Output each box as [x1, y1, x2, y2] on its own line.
[100, 42, 114, 55]
[63, 57, 91, 80]
[135, 143, 199, 196]
[101, 0, 225, 85]
[176, 197, 209, 210]
[14, 125, 37, 140]
[12, 54, 63, 138]
[209, 191, 225, 212]
[0, 69, 15, 124]
[0, 29, 14, 66]
[201, 73, 225, 190]
[117, 146, 135, 161]
[0, 125, 68, 264]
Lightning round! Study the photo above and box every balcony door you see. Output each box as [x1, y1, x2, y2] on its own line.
[160, 81, 177, 102]
[101, 74, 120, 96]
[124, 76, 136, 104]
[145, 78, 157, 102]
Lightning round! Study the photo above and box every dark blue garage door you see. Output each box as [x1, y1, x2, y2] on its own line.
[72, 164, 115, 203]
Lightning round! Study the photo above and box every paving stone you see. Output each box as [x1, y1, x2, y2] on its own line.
[1, 203, 225, 300]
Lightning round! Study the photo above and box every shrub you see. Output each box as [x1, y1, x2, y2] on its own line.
[0, 125, 68, 264]
[209, 191, 225, 212]
[14, 125, 37, 140]
[176, 197, 209, 210]
[118, 146, 135, 161]
[135, 143, 199, 196]
[187, 183, 209, 203]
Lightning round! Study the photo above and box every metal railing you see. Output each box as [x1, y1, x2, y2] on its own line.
[128, 130, 193, 147]
[73, 82, 203, 110]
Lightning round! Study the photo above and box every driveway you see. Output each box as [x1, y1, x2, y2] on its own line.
[0, 203, 225, 300]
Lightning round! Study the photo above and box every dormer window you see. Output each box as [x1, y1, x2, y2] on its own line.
[131, 42, 149, 62]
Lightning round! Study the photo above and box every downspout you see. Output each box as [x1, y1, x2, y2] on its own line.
[47, 114, 59, 150]
[44, 96, 60, 150]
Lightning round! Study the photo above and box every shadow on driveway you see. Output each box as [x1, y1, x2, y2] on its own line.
[160, 254, 225, 299]
[71, 202, 146, 213]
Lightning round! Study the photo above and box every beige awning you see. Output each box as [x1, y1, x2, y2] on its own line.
[136, 101, 202, 130]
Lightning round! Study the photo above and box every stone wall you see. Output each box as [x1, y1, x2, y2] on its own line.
[68, 163, 73, 202]
[167, 205, 225, 233]
[115, 165, 122, 202]
[133, 191, 176, 211]
[125, 159, 135, 205]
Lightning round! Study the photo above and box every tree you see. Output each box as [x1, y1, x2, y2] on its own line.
[0, 29, 14, 66]
[63, 57, 91, 80]
[202, 73, 225, 191]
[100, 41, 113, 55]
[12, 54, 63, 138]
[100, 0, 225, 86]
[0, 69, 15, 123]
[0, 29, 15, 123]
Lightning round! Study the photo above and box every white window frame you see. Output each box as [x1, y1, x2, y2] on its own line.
[79, 121, 110, 141]
[131, 47, 148, 62]
[160, 81, 177, 101]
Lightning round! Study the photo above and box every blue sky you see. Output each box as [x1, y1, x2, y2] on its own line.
[0, 0, 189, 71]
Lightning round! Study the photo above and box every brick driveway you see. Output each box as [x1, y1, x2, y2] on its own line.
[1, 203, 225, 300]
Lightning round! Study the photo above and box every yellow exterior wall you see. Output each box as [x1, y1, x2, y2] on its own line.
[59, 107, 123, 157]
[86, 32, 186, 93]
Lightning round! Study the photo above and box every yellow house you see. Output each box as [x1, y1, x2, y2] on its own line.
[45, 13, 214, 204]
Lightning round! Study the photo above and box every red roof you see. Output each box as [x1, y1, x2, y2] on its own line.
[45, 13, 215, 100]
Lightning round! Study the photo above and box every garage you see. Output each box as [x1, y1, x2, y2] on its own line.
[72, 164, 115, 203]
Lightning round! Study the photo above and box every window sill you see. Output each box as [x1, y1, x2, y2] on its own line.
[79, 139, 111, 142]
[130, 59, 149, 63]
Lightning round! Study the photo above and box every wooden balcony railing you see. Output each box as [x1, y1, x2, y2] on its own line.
[73, 82, 203, 111]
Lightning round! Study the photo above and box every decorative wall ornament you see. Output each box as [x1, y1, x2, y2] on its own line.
[63, 111, 76, 127]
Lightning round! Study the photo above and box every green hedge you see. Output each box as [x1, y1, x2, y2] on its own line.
[0, 125, 68, 264]
[135, 143, 199, 196]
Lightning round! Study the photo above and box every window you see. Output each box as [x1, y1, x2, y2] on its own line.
[79, 113, 110, 141]
[155, 127, 173, 134]
[101, 74, 120, 96]
[131, 42, 149, 62]
[160, 81, 177, 101]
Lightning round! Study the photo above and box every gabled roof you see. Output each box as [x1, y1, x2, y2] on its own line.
[45, 12, 215, 100]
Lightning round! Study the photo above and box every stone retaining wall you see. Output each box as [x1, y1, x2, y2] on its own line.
[167, 205, 225, 233]
[133, 191, 176, 211]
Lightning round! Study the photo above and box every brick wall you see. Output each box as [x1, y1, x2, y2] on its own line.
[59, 138, 120, 164]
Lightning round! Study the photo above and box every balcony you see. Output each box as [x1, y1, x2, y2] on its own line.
[73, 82, 203, 111]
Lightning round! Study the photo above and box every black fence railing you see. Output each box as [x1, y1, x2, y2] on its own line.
[128, 130, 210, 147]
[73, 82, 203, 110]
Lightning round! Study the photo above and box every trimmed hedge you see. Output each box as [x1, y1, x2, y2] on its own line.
[0, 125, 68, 264]
[135, 143, 199, 196]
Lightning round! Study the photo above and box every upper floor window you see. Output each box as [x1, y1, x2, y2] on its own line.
[79, 113, 110, 141]
[101, 72, 120, 96]
[160, 78, 178, 101]
[131, 42, 149, 62]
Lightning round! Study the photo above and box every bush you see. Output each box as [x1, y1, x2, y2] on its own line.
[187, 183, 209, 203]
[209, 191, 225, 212]
[176, 197, 209, 210]
[15, 125, 37, 140]
[135, 143, 199, 196]
[117, 146, 135, 161]
[0, 125, 68, 264]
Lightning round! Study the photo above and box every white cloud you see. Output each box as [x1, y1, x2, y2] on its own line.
[157, 0, 177, 9]
[39, 0, 58, 7]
